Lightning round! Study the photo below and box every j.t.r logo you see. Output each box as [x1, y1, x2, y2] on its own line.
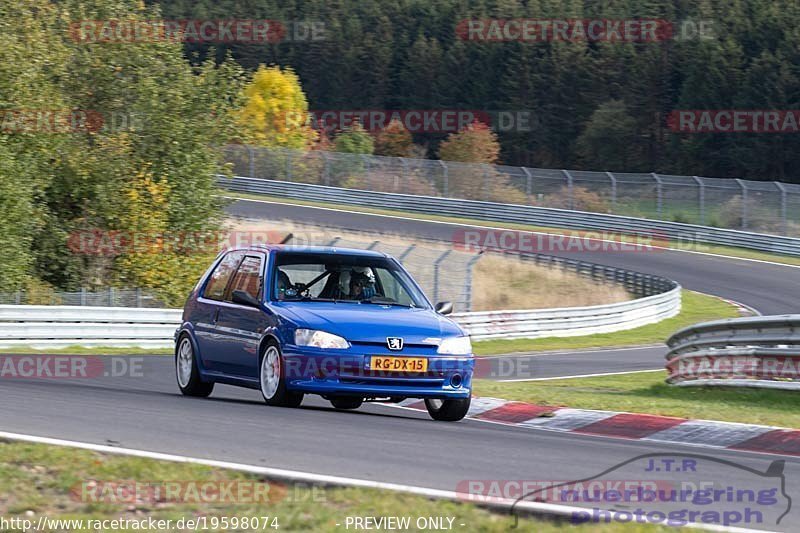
[387, 337, 404, 351]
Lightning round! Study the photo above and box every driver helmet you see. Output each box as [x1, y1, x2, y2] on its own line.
[276, 270, 294, 299]
[348, 267, 376, 299]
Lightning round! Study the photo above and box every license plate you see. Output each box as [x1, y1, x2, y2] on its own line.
[371, 356, 428, 372]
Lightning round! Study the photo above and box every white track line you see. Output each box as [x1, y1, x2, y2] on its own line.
[225, 195, 800, 271]
[476, 344, 664, 359]
[498, 369, 665, 382]
[0, 430, 767, 533]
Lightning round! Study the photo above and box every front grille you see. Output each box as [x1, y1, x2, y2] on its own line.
[350, 341, 436, 351]
[339, 375, 444, 387]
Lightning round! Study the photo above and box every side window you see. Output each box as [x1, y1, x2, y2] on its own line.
[375, 269, 415, 306]
[203, 251, 244, 301]
[228, 255, 263, 302]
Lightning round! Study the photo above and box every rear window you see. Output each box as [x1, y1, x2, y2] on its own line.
[204, 251, 244, 301]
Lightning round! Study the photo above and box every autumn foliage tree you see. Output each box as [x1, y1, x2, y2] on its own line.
[439, 122, 525, 203]
[438, 121, 500, 164]
[236, 65, 317, 149]
[373, 119, 413, 157]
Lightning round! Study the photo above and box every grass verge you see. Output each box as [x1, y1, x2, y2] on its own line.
[0, 440, 668, 532]
[472, 291, 740, 356]
[473, 371, 800, 428]
[224, 191, 800, 267]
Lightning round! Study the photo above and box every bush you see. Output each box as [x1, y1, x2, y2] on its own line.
[544, 186, 611, 213]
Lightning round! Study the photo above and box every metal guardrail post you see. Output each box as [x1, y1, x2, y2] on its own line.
[735, 178, 748, 229]
[80, 288, 86, 306]
[135, 288, 142, 308]
[397, 244, 416, 263]
[14, 291, 21, 305]
[108, 287, 115, 307]
[692, 176, 705, 225]
[248, 145, 255, 178]
[439, 160, 448, 197]
[483, 166, 490, 201]
[523, 167, 533, 203]
[561, 169, 574, 210]
[400, 158, 408, 193]
[776, 181, 788, 236]
[285, 150, 293, 182]
[651, 173, 663, 218]
[363, 155, 371, 190]
[366, 240, 380, 250]
[432, 250, 452, 303]
[323, 153, 331, 186]
[605, 171, 617, 212]
[326, 237, 341, 247]
[463, 252, 484, 312]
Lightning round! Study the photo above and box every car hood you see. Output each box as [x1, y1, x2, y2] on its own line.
[271, 301, 464, 344]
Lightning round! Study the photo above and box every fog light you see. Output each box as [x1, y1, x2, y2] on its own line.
[450, 374, 463, 388]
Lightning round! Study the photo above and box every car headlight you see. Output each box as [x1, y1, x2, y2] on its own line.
[294, 329, 350, 349]
[437, 336, 472, 355]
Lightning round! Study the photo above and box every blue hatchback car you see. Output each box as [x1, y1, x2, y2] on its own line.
[175, 245, 474, 421]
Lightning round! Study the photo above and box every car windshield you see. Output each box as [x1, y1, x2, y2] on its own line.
[272, 252, 428, 308]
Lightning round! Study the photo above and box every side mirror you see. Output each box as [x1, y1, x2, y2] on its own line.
[435, 301, 453, 315]
[232, 290, 260, 308]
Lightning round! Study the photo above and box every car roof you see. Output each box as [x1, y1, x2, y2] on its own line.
[240, 244, 389, 258]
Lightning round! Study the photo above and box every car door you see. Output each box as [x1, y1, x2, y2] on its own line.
[215, 252, 271, 379]
[193, 250, 245, 374]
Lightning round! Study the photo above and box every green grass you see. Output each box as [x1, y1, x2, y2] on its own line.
[472, 291, 739, 356]
[474, 371, 800, 428]
[0, 440, 671, 532]
[224, 191, 800, 267]
[0, 346, 171, 355]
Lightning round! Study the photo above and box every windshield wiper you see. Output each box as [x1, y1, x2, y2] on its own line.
[360, 298, 415, 308]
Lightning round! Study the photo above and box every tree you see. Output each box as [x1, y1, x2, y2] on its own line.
[0, 0, 244, 305]
[334, 122, 374, 154]
[574, 100, 643, 170]
[438, 121, 500, 164]
[374, 119, 413, 157]
[236, 65, 317, 149]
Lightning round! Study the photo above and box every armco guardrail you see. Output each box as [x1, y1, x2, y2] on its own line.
[0, 283, 680, 348]
[0, 305, 182, 349]
[455, 285, 680, 340]
[221, 176, 800, 256]
[665, 315, 800, 389]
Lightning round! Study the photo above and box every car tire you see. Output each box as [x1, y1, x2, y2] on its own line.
[260, 341, 303, 408]
[329, 396, 363, 410]
[176, 335, 214, 397]
[425, 397, 470, 421]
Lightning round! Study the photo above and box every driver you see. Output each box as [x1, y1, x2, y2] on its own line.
[276, 269, 293, 300]
[348, 268, 376, 300]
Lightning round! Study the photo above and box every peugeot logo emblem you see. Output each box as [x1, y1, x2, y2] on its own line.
[387, 337, 403, 351]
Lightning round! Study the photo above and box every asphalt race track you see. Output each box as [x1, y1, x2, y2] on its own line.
[2, 198, 800, 530]
[2, 356, 799, 530]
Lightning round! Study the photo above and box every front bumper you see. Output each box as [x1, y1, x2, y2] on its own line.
[281, 346, 474, 399]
